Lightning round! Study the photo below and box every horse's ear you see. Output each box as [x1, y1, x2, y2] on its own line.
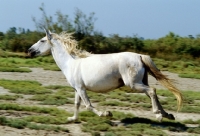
[44, 28, 52, 41]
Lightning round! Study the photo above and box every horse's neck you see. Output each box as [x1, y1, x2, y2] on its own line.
[51, 43, 74, 71]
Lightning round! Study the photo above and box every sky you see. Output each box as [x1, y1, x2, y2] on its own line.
[0, 0, 200, 39]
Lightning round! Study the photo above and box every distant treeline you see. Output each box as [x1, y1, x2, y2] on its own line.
[0, 4, 199, 60]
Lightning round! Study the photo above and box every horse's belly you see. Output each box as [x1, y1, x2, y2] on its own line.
[85, 78, 124, 92]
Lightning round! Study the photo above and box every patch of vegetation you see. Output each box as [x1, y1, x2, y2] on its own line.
[0, 116, 69, 132]
[128, 93, 150, 103]
[45, 86, 75, 96]
[24, 115, 68, 124]
[99, 100, 131, 107]
[106, 89, 128, 101]
[187, 126, 200, 134]
[87, 91, 106, 102]
[179, 120, 200, 134]
[27, 123, 69, 132]
[0, 103, 71, 116]
[44, 85, 74, 92]
[80, 111, 112, 133]
[0, 79, 51, 94]
[106, 123, 168, 136]
[30, 93, 73, 105]
[30, 86, 74, 105]
[153, 58, 200, 79]
[182, 119, 200, 124]
[0, 103, 72, 126]
[0, 116, 27, 129]
[156, 90, 200, 113]
[0, 94, 23, 100]
[179, 74, 200, 79]
[0, 50, 25, 58]
[0, 56, 59, 71]
[101, 89, 150, 105]
[0, 67, 31, 72]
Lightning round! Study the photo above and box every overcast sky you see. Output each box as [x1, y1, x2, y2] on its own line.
[0, 0, 200, 39]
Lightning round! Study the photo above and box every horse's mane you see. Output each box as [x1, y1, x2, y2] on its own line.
[56, 32, 91, 58]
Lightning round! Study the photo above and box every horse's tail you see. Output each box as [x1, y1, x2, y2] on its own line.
[140, 55, 183, 111]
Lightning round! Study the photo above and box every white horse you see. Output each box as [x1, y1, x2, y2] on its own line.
[28, 29, 183, 122]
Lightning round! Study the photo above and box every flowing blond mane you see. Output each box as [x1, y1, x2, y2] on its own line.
[56, 32, 91, 58]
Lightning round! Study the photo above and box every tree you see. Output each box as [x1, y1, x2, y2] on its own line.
[0, 32, 4, 40]
[32, 3, 74, 33]
[6, 27, 17, 39]
[32, 3, 98, 41]
[74, 8, 97, 40]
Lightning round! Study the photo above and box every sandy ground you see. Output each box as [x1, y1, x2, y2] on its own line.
[0, 68, 200, 136]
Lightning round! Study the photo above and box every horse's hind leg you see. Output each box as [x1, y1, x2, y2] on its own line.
[68, 91, 82, 121]
[131, 84, 174, 121]
[151, 91, 175, 120]
[141, 71, 175, 121]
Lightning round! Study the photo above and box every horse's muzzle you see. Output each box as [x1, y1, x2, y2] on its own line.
[27, 48, 40, 57]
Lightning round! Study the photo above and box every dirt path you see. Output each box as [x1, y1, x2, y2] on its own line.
[0, 68, 68, 86]
[0, 68, 200, 136]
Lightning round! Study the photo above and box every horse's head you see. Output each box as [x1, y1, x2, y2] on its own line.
[28, 29, 91, 58]
[28, 29, 53, 57]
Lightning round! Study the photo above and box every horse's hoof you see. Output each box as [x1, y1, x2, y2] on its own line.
[168, 114, 175, 120]
[67, 116, 77, 122]
[103, 111, 113, 117]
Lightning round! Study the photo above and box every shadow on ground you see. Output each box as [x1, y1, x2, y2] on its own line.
[121, 117, 188, 132]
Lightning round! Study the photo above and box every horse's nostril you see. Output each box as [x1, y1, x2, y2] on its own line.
[28, 49, 40, 57]
[30, 51, 36, 57]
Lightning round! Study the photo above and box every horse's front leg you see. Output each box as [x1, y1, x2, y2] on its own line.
[68, 91, 81, 122]
[76, 88, 112, 117]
